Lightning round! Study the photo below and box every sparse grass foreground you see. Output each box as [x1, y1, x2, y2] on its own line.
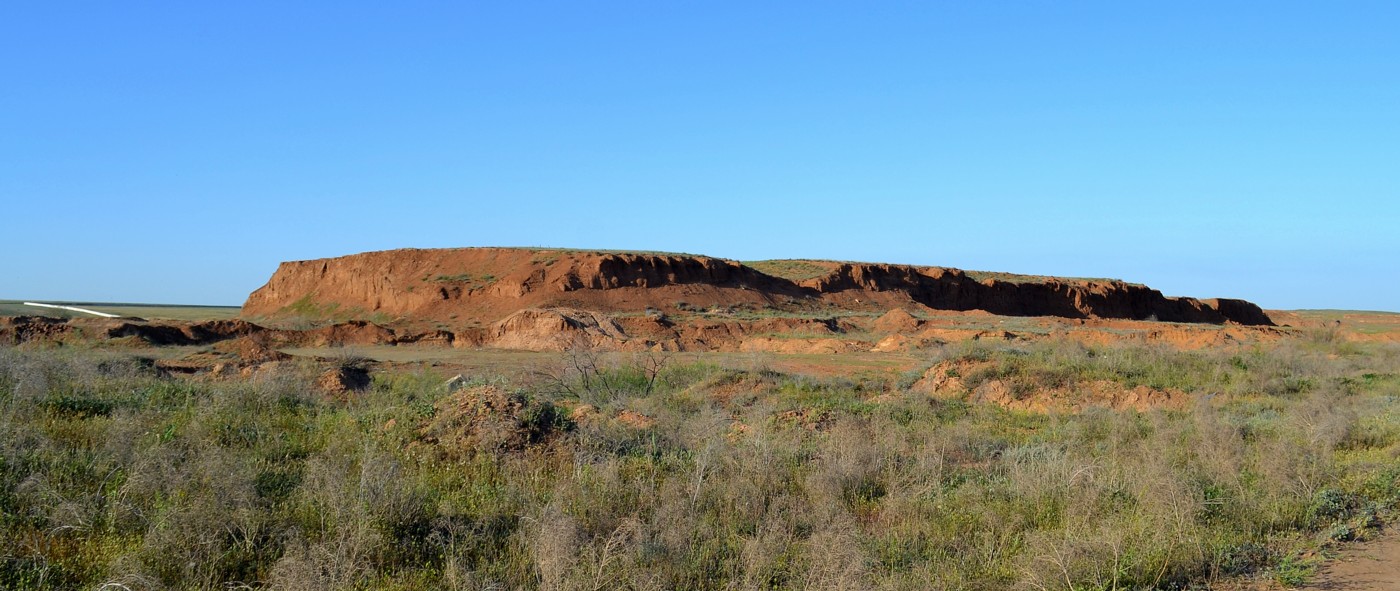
[0, 339, 1398, 590]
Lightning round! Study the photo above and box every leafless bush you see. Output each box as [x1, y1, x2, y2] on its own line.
[133, 445, 262, 587]
[806, 418, 888, 515]
[269, 442, 385, 591]
[571, 517, 642, 591]
[530, 502, 580, 591]
[1189, 398, 1246, 488]
[737, 494, 801, 589]
[268, 526, 377, 591]
[1255, 390, 1354, 504]
[532, 336, 672, 405]
[800, 513, 870, 591]
[5, 349, 54, 404]
[1019, 525, 1124, 591]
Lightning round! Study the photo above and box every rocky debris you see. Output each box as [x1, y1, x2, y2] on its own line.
[299, 321, 397, 347]
[1, 305, 1289, 354]
[0, 315, 446, 351]
[871, 334, 914, 352]
[774, 408, 833, 431]
[912, 362, 969, 396]
[153, 358, 210, 375]
[100, 319, 264, 345]
[965, 379, 1186, 413]
[396, 330, 455, 346]
[240, 360, 287, 379]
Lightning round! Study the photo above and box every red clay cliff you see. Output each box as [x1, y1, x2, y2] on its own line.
[241, 248, 1274, 327]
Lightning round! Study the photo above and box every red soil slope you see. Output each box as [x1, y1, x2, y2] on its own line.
[242, 248, 1273, 327]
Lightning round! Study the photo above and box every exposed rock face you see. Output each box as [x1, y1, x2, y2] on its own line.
[243, 249, 799, 323]
[242, 248, 1274, 327]
[0, 316, 71, 344]
[490, 308, 628, 351]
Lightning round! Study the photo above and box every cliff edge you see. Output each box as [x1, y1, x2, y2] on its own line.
[242, 248, 1273, 328]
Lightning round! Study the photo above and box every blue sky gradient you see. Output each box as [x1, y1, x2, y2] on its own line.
[3, 2, 1397, 310]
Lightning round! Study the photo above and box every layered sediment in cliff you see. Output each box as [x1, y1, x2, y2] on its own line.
[241, 248, 1273, 327]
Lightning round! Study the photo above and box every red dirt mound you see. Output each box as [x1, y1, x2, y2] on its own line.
[418, 385, 565, 453]
[317, 366, 372, 399]
[873, 308, 923, 333]
[212, 336, 290, 363]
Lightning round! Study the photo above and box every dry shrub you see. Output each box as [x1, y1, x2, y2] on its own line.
[268, 525, 378, 591]
[1189, 398, 1247, 489]
[737, 493, 801, 590]
[132, 445, 264, 587]
[421, 385, 569, 454]
[806, 418, 888, 517]
[1005, 413, 1215, 590]
[531, 502, 579, 591]
[800, 513, 869, 591]
[572, 517, 643, 590]
[2, 336, 1396, 590]
[268, 442, 393, 591]
[1252, 389, 1356, 523]
[1019, 524, 1127, 591]
[643, 476, 702, 576]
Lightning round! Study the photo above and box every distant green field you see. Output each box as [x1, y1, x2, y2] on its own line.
[1291, 309, 1400, 335]
[0, 300, 242, 321]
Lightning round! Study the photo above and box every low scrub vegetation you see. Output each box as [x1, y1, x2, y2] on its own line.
[743, 260, 834, 281]
[0, 338, 1397, 590]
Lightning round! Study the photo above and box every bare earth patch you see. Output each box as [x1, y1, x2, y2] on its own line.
[1304, 532, 1400, 591]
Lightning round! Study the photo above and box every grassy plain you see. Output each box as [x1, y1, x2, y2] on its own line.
[1290, 310, 1400, 336]
[0, 300, 242, 321]
[1, 332, 1398, 590]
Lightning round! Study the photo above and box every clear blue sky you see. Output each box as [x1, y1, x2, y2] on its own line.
[3, 2, 1397, 310]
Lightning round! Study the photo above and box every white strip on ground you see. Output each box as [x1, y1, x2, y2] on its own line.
[22, 302, 122, 318]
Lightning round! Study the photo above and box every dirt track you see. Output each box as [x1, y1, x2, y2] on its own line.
[1305, 533, 1400, 590]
